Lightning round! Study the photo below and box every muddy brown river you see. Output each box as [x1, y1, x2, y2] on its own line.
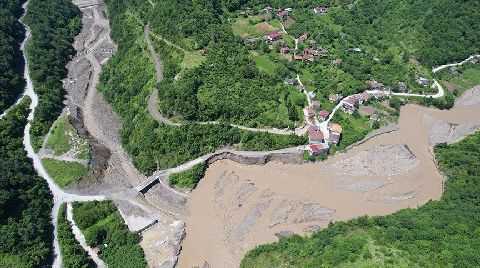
[177, 98, 480, 267]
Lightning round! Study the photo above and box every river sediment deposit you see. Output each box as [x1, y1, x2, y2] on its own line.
[179, 90, 480, 267]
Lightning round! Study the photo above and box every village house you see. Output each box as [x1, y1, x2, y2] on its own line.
[280, 46, 290, 54]
[303, 106, 315, 119]
[308, 91, 316, 98]
[418, 77, 429, 86]
[361, 92, 374, 102]
[342, 97, 356, 115]
[366, 79, 384, 90]
[244, 38, 256, 45]
[328, 123, 342, 144]
[348, 47, 362, 53]
[398, 81, 407, 92]
[329, 93, 343, 103]
[263, 32, 282, 42]
[318, 109, 330, 121]
[284, 77, 296, 85]
[312, 100, 321, 110]
[308, 143, 329, 156]
[261, 6, 273, 13]
[199, 48, 206, 56]
[372, 91, 388, 100]
[92, 246, 101, 255]
[332, 58, 342, 66]
[293, 55, 304, 61]
[353, 94, 365, 105]
[313, 6, 328, 15]
[303, 55, 315, 62]
[308, 126, 324, 144]
[297, 84, 306, 91]
[298, 33, 308, 42]
[240, 8, 253, 16]
[277, 10, 289, 20]
[471, 58, 478, 64]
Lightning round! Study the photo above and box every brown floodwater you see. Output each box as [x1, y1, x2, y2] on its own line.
[178, 102, 480, 268]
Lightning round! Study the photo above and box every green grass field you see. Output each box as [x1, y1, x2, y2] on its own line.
[250, 51, 280, 76]
[45, 116, 90, 159]
[42, 158, 87, 188]
[233, 16, 280, 38]
[180, 50, 205, 70]
[330, 110, 372, 152]
[438, 63, 480, 96]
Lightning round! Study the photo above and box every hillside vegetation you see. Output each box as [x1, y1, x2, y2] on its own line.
[0, 0, 25, 114]
[24, 0, 81, 150]
[98, 0, 306, 175]
[72, 201, 146, 268]
[242, 131, 480, 267]
[0, 97, 54, 267]
[58, 204, 94, 268]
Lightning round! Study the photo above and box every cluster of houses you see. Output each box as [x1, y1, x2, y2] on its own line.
[306, 123, 343, 156]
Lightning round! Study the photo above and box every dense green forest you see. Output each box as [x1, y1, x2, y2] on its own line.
[0, 97, 54, 267]
[58, 204, 94, 268]
[0, 0, 25, 114]
[72, 201, 146, 268]
[23, 0, 81, 150]
[98, 0, 306, 175]
[242, 131, 480, 267]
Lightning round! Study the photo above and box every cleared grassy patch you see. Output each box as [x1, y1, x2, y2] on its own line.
[330, 110, 372, 151]
[232, 16, 280, 38]
[180, 50, 205, 70]
[169, 163, 206, 189]
[42, 158, 87, 188]
[250, 51, 280, 76]
[437, 63, 480, 96]
[45, 116, 90, 159]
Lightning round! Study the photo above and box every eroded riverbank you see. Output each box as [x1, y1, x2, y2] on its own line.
[179, 90, 480, 267]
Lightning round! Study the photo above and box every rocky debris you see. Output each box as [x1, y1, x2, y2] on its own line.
[234, 200, 270, 242]
[214, 171, 238, 199]
[294, 203, 334, 223]
[333, 178, 391, 193]
[274, 230, 294, 238]
[230, 182, 257, 209]
[304, 225, 322, 233]
[369, 189, 419, 202]
[144, 182, 187, 209]
[206, 151, 304, 167]
[328, 144, 419, 176]
[69, 109, 111, 180]
[424, 115, 480, 147]
[455, 85, 480, 108]
[268, 199, 299, 227]
[142, 219, 185, 268]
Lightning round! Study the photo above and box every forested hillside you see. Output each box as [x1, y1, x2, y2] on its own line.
[0, 97, 54, 267]
[98, 0, 306, 175]
[0, 0, 25, 114]
[24, 0, 81, 150]
[242, 132, 480, 267]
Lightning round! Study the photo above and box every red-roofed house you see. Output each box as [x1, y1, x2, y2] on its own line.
[294, 55, 304, 61]
[308, 144, 329, 155]
[278, 10, 289, 19]
[280, 47, 290, 54]
[263, 32, 282, 42]
[332, 58, 342, 66]
[318, 109, 330, 121]
[329, 94, 343, 103]
[312, 100, 321, 109]
[342, 97, 356, 114]
[328, 124, 342, 144]
[308, 126, 324, 144]
[304, 106, 315, 120]
[298, 33, 308, 42]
